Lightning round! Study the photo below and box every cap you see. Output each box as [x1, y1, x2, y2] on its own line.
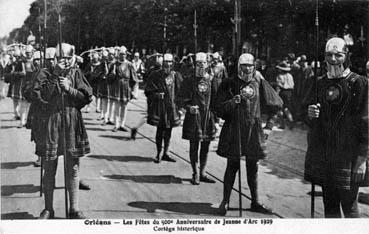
[325, 37, 348, 54]
[55, 43, 75, 57]
[196, 52, 207, 62]
[238, 53, 255, 65]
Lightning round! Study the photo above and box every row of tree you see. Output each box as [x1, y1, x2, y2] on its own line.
[5, 0, 369, 66]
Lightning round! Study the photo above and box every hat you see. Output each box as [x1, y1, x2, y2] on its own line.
[276, 61, 291, 71]
[163, 53, 173, 61]
[196, 52, 207, 62]
[45, 47, 56, 59]
[55, 43, 75, 57]
[119, 46, 127, 54]
[366, 61, 369, 69]
[107, 47, 115, 54]
[238, 53, 255, 65]
[325, 37, 348, 54]
[134, 52, 140, 57]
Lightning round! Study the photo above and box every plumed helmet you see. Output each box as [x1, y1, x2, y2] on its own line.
[325, 37, 348, 54]
[195, 52, 207, 62]
[238, 53, 255, 65]
[163, 53, 173, 61]
[55, 43, 75, 57]
[45, 47, 56, 59]
[33, 51, 43, 60]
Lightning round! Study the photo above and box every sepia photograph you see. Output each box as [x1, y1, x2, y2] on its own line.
[0, 0, 368, 233]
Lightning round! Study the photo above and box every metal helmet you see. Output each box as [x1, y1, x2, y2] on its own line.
[325, 37, 348, 54]
[238, 53, 255, 65]
[45, 47, 56, 59]
[55, 43, 75, 57]
[195, 52, 207, 62]
[107, 47, 115, 55]
[163, 53, 173, 62]
[119, 46, 127, 54]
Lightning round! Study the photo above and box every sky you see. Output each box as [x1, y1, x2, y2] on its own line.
[0, 0, 35, 38]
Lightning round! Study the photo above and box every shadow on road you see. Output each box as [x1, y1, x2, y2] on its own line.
[260, 161, 310, 185]
[0, 125, 17, 129]
[88, 155, 154, 162]
[1, 212, 37, 219]
[85, 122, 103, 126]
[102, 174, 186, 184]
[1, 184, 40, 196]
[128, 201, 220, 215]
[1, 161, 34, 169]
[86, 127, 107, 132]
[99, 134, 142, 140]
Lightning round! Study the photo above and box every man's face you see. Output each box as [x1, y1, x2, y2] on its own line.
[163, 60, 173, 69]
[196, 60, 207, 69]
[325, 51, 346, 65]
[57, 56, 74, 69]
[119, 53, 127, 61]
[240, 64, 254, 74]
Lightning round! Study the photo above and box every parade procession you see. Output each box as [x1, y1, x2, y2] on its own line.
[0, 0, 369, 228]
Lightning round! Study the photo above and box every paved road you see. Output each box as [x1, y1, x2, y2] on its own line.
[1, 90, 368, 219]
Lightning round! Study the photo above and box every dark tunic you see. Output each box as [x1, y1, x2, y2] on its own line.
[7, 60, 26, 100]
[110, 60, 138, 103]
[303, 72, 369, 189]
[215, 72, 283, 160]
[84, 62, 104, 97]
[145, 69, 182, 128]
[25, 67, 92, 161]
[176, 71, 217, 141]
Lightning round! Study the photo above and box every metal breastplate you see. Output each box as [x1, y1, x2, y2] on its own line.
[239, 79, 260, 119]
[319, 77, 351, 130]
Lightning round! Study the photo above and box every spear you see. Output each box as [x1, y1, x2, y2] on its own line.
[57, 0, 69, 219]
[311, 0, 319, 219]
[231, 0, 242, 217]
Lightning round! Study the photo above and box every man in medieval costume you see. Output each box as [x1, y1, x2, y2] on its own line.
[215, 53, 283, 215]
[145, 53, 182, 163]
[176, 52, 217, 185]
[24, 43, 92, 219]
[304, 37, 368, 218]
[110, 46, 138, 132]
